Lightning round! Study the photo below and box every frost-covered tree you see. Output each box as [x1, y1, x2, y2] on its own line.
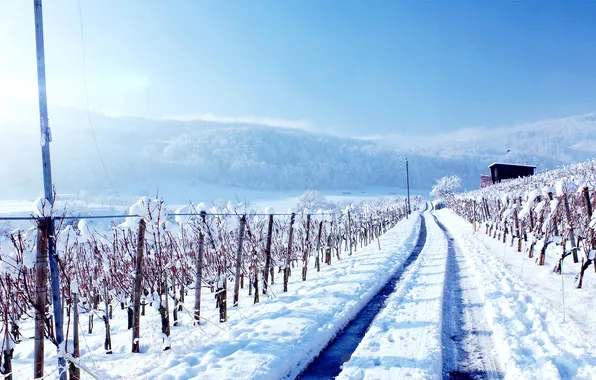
[430, 175, 461, 199]
[297, 190, 328, 212]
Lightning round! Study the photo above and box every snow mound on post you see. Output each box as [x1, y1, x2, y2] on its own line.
[555, 180, 576, 196]
[33, 197, 51, 217]
[175, 205, 193, 224]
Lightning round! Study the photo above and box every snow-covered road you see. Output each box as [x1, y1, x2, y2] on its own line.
[298, 215, 428, 379]
[437, 215, 502, 379]
[337, 211, 448, 379]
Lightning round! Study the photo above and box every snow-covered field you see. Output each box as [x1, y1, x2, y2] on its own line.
[8, 210, 421, 379]
[5, 191, 596, 379]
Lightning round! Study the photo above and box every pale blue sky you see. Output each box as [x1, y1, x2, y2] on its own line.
[2, 0, 596, 135]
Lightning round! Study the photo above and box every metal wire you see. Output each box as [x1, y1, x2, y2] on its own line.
[0, 212, 344, 222]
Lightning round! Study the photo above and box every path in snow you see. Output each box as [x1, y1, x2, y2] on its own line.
[436, 215, 503, 380]
[335, 212, 449, 379]
[297, 213, 428, 380]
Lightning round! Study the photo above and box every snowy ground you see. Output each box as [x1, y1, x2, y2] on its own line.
[436, 210, 596, 379]
[437, 215, 502, 379]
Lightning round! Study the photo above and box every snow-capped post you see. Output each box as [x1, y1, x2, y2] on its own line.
[103, 283, 112, 354]
[315, 219, 323, 272]
[132, 219, 146, 354]
[69, 291, 80, 380]
[159, 277, 171, 350]
[194, 211, 206, 323]
[283, 213, 296, 292]
[2, 330, 12, 380]
[513, 202, 521, 252]
[263, 213, 274, 295]
[347, 210, 353, 256]
[233, 215, 247, 307]
[483, 198, 491, 233]
[562, 193, 578, 262]
[472, 200, 477, 232]
[34, 217, 50, 379]
[377, 218, 381, 251]
[578, 186, 593, 288]
[302, 214, 312, 281]
[582, 187, 592, 219]
[406, 157, 411, 214]
[496, 198, 502, 240]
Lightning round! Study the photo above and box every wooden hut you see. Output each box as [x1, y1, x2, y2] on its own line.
[488, 162, 536, 184]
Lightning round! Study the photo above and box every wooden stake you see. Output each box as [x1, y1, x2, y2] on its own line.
[68, 292, 80, 380]
[194, 211, 206, 322]
[34, 218, 49, 379]
[132, 219, 146, 353]
[233, 215, 247, 306]
[284, 213, 296, 292]
[263, 214, 274, 295]
[302, 214, 311, 281]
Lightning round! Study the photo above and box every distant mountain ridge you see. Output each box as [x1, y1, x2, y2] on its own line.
[373, 112, 596, 175]
[0, 108, 595, 199]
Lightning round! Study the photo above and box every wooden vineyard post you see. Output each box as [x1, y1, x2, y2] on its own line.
[325, 229, 332, 266]
[103, 283, 112, 354]
[473, 200, 477, 233]
[502, 219, 508, 244]
[132, 219, 146, 353]
[253, 252, 260, 304]
[218, 274, 227, 322]
[495, 199, 501, 240]
[2, 331, 11, 380]
[195, 211, 206, 322]
[315, 220, 323, 272]
[263, 214, 274, 295]
[159, 278, 171, 350]
[302, 214, 312, 281]
[34, 218, 49, 379]
[483, 198, 491, 234]
[69, 292, 80, 380]
[562, 193, 578, 263]
[233, 215, 247, 307]
[514, 204, 521, 252]
[347, 211, 353, 255]
[284, 213, 296, 292]
[578, 187, 593, 288]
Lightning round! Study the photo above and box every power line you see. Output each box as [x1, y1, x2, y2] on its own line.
[76, 0, 124, 206]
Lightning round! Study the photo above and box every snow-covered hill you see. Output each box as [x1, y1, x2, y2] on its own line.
[371, 112, 596, 177]
[1, 109, 595, 199]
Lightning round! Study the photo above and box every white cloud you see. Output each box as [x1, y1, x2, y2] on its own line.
[163, 113, 312, 130]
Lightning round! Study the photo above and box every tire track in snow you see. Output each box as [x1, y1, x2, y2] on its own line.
[436, 216, 503, 380]
[296, 211, 428, 380]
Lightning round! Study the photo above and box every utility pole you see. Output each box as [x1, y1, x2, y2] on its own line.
[33, 1, 66, 379]
[406, 158, 411, 214]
